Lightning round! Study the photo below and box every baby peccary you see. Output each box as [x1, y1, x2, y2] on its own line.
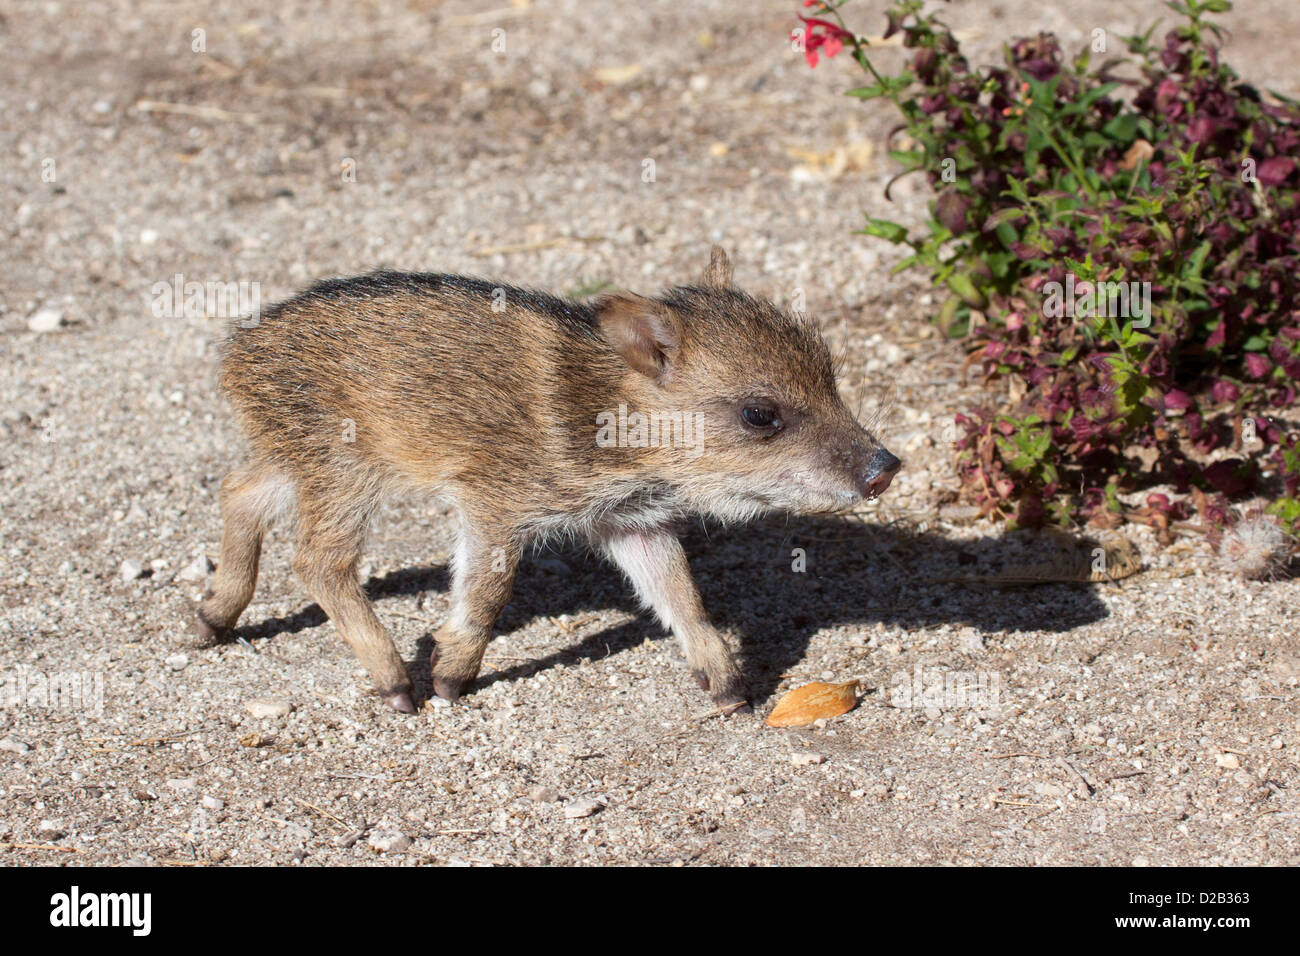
[196, 247, 900, 714]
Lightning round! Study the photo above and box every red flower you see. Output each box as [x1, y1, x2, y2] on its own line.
[793, 16, 851, 68]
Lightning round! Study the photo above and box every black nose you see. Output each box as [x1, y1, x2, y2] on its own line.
[857, 448, 901, 500]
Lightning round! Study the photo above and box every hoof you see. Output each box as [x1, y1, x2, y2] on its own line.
[384, 688, 417, 714]
[429, 643, 468, 702]
[432, 676, 465, 702]
[695, 670, 749, 714]
[192, 609, 230, 648]
[715, 698, 753, 716]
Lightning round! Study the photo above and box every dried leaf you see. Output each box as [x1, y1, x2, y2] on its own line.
[239, 732, 264, 748]
[1118, 139, 1155, 170]
[927, 531, 1142, 587]
[766, 681, 859, 727]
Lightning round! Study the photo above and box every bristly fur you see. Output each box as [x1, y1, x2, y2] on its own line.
[195, 247, 899, 712]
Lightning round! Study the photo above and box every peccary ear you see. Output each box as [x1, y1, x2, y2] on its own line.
[597, 293, 681, 381]
[703, 245, 733, 289]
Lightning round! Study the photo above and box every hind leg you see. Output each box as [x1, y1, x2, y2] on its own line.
[429, 515, 520, 701]
[194, 462, 289, 645]
[293, 489, 415, 713]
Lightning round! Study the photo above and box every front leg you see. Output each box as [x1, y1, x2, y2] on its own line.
[601, 526, 750, 713]
[430, 519, 520, 702]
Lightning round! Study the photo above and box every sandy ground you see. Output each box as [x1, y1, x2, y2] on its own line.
[2, 0, 1299, 866]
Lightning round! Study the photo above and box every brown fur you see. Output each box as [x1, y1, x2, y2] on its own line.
[197, 247, 899, 712]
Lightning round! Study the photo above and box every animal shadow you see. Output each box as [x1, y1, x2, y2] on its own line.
[234, 515, 1112, 706]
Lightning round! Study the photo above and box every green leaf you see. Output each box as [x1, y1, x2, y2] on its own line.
[1102, 114, 1140, 142]
[888, 149, 926, 169]
[995, 221, 1020, 248]
[946, 272, 987, 308]
[846, 84, 889, 100]
[1005, 177, 1030, 203]
[986, 251, 1014, 279]
[858, 218, 910, 243]
[1075, 82, 1122, 110]
[936, 295, 961, 336]
[1182, 240, 1212, 280]
[982, 207, 1028, 230]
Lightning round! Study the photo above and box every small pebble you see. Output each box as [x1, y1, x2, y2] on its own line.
[368, 830, 411, 853]
[528, 785, 559, 803]
[563, 797, 602, 819]
[166, 777, 196, 791]
[178, 553, 215, 583]
[245, 697, 293, 719]
[27, 308, 64, 333]
[791, 753, 825, 766]
[202, 795, 225, 810]
[165, 653, 189, 671]
[0, 738, 31, 754]
[119, 558, 144, 581]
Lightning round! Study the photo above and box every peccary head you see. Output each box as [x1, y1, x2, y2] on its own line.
[596, 246, 900, 522]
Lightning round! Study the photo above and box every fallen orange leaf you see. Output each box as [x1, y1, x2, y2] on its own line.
[766, 680, 859, 727]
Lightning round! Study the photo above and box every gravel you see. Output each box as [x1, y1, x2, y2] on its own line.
[2, 0, 1298, 866]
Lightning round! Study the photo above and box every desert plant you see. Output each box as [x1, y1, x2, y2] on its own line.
[792, 0, 1300, 543]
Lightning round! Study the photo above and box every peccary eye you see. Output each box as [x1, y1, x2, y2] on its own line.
[741, 405, 781, 430]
